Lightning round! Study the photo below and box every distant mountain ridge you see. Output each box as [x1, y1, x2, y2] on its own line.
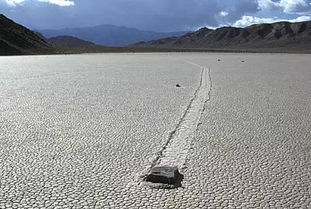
[39, 25, 190, 47]
[2, 13, 311, 55]
[47, 36, 95, 47]
[133, 21, 311, 51]
[0, 14, 51, 55]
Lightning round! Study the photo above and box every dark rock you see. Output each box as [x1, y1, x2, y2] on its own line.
[145, 166, 182, 185]
[176, 84, 181, 88]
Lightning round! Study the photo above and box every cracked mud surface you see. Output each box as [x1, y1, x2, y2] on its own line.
[1, 53, 311, 208]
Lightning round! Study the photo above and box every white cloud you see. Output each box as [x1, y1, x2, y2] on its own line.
[279, 0, 310, 13]
[258, 0, 280, 11]
[258, 0, 311, 14]
[38, 0, 74, 6]
[5, 0, 25, 6]
[293, 15, 311, 21]
[4, 0, 74, 6]
[219, 11, 229, 17]
[233, 15, 311, 27]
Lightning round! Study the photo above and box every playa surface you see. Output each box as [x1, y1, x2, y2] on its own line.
[0, 53, 310, 208]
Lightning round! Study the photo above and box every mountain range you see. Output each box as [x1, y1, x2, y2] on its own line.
[1, 13, 311, 55]
[47, 36, 95, 47]
[133, 21, 311, 52]
[0, 14, 51, 55]
[39, 25, 189, 47]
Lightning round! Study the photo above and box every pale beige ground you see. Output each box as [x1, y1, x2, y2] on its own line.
[0, 53, 310, 208]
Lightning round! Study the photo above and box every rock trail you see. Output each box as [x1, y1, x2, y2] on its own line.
[143, 62, 211, 186]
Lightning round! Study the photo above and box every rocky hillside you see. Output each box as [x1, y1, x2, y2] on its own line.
[0, 14, 51, 55]
[133, 21, 311, 51]
[48, 36, 95, 47]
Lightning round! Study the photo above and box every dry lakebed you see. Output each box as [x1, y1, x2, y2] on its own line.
[0, 53, 310, 208]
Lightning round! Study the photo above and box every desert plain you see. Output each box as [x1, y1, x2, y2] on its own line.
[0, 53, 310, 208]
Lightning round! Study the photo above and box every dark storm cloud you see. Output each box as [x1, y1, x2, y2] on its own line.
[67, 0, 225, 31]
[0, 0, 75, 29]
[1, 0, 260, 31]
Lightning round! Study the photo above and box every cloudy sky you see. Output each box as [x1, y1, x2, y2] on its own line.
[0, 0, 311, 31]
